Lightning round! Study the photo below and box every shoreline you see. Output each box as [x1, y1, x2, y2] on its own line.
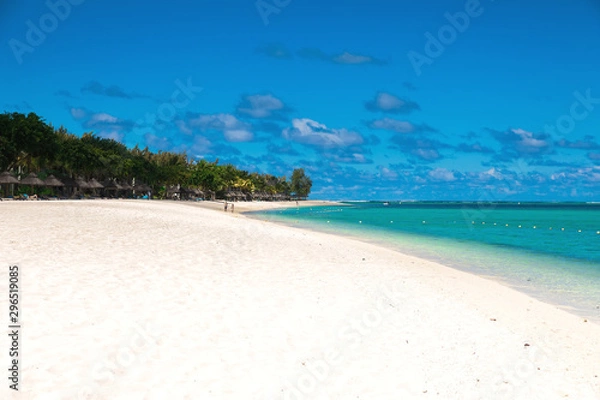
[3, 198, 599, 320]
[1, 199, 599, 398]
[237, 201, 600, 324]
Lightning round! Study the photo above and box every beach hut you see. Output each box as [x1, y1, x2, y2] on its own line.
[68, 177, 90, 198]
[57, 176, 77, 198]
[87, 178, 104, 197]
[42, 175, 64, 198]
[102, 179, 119, 189]
[117, 181, 132, 196]
[205, 190, 216, 201]
[43, 175, 64, 187]
[226, 190, 244, 202]
[134, 183, 151, 192]
[88, 178, 104, 189]
[18, 173, 45, 198]
[74, 177, 90, 189]
[235, 191, 246, 201]
[20, 172, 44, 195]
[179, 187, 195, 200]
[102, 179, 122, 197]
[119, 181, 132, 190]
[133, 183, 152, 198]
[0, 171, 19, 198]
[0, 171, 19, 184]
[250, 191, 262, 201]
[60, 176, 76, 187]
[193, 188, 205, 200]
[166, 184, 181, 200]
[20, 172, 45, 186]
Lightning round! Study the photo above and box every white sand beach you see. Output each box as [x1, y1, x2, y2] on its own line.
[1, 200, 599, 399]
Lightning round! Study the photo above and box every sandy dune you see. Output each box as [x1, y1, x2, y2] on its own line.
[1, 200, 599, 399]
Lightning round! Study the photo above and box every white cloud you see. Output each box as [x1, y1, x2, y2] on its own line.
[366, 93, 420, 114]
[224, 129, 253, 142]
[187, 113, 253, 142]
[376, 93, 404, 111]
[70, 107, 86, 120]
[188, 136, 212, 155]
[237, 94, 285, 118]
[333, 52, 372, 64]
[175, 120, 192, 135]
[283, 118, 363, 148]
[379, 167, 398, 180]
[480, 167, 504, 180]
[369, 118, 416, 133]
[98, 131, 125, 142]
[491, 128, 551, 157]
[144, 133, 172, 151]
[551, 166, 600, 183]
[512, 128, 548, 150]
[326, 152, 369, 163]
[428, 168, 456, 182]
[89, 113, 118, 125]
[412, 148, 440, 161]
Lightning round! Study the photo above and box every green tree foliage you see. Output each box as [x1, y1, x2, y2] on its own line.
[0, 112, 312, 199]
[0, 112, 58, 171]
[291, 168, 312, 198]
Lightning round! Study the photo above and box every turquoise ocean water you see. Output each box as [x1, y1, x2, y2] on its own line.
[249, 202, 600, 321]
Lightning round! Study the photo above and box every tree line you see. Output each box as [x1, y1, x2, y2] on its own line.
[0, 112, 312, 199]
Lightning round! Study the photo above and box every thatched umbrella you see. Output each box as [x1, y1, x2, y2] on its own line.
[60, 177, 76, 187]
[41, 175, 64, 198]
[88, 178, 104, 189]
[180, 187, 193, 200]
[84, 178, 102, 197]
[102, 179, 122, 197]
[102, 179, 121, 190]
[20, 173, 45, 186]
[65, 177, 89, 198]
[133, 183, 151, 193]
[166, 184, 180, 199]
[0, 171, 19, 197]
[119, 181, 132, 190]
[74, 177, 90, 189]
[54, 176, 76, 197]
[43, 175, 64, 187]
[0, 171, 19, 184]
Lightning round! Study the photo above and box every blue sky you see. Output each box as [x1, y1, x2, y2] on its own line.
[2, 0, 600, 200]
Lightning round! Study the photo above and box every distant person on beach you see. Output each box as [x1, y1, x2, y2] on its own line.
[231, 204, 234, 213]
[224, 201, 228, 212]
